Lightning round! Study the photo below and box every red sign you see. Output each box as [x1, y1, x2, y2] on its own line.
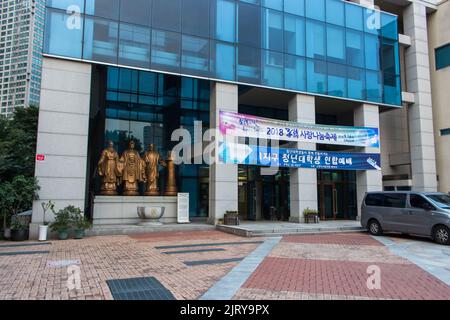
[36, 154, 45, 161]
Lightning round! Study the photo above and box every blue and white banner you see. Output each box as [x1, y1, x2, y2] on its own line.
[219, 143, 381, 171]
[219, 111, 380, 148]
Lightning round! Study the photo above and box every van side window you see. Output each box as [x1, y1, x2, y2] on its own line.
[410, 194, 431, 209]
[365, 194, 384, 206]
[384, 193, 407, 208]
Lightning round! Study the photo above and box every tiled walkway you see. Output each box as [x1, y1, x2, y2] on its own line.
[0, 231, 449, 300]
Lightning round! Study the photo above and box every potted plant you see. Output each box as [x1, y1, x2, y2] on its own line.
[10, 215, 29, 241]
[39, 201, 55, 241]
[224, 211, 240, 226]
[303, 207, 320, 224]
[49, 206, 73, 240]
[72, 210, 92, 239]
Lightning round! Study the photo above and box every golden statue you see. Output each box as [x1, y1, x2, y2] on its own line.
[143, 144, 166, 196]
[164, 150, 178, 196]
[98, 141, 120, 195]
[119, 140, 144, 196]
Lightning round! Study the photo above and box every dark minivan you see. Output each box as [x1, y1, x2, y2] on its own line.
[361, 192, 450, 245]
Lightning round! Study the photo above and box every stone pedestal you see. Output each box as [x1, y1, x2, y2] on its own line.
[93, 196, 177, 225]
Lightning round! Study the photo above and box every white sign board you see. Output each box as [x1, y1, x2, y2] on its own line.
[177, 193, 190, 224]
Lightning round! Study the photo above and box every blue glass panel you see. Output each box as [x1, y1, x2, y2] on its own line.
[152, 0, 181, 32]
[284, 14, 305, 56]
[213, 0, 236, 42]
[262, 50, 284, 88]
[182, 0, 210, 38]
[327, 62, 346, 97]
[151, 29, 181, 73]
[307, 59, 326, 94]
[364, 8, 381, 35]
[120, 0, 152, 26]
[306, 0, 325, 21]
[118, 23, 151, 69]
[345, 3, 363, 31]
[240, 0, 261, 4]
[237, 45, 261, 84]
[346, 30, 364, 68]
[238, 2, 262, 48]
[263, 9, 283, 52]
[381, 39, 400, 75]
[381, 13, 398, 40]
[327, 25, 345, 64]
[47, 0, 84, 11]
[263, 0, 283, 10]
[44, 9, 83, 59]
[326, 0, 344, 26]
[347, 67, 365, 100]
[436, 44, 450, 70]
[118, 68, 139, 92]
[365, 34, 380, 71]
[83, 16, 119, 64]
[366, 70, 382, 103]
[85, 0, 120, 20]
[306, 20, 325, 60]
[284, 54, 305, 91]
[181, 35, 210, 77]
[284, 0, 304, 16]
[139, 71, 157, 95]
[107, 67, 119, 90]
[211, 41, 236, 81]
[383, 74, 401, 105]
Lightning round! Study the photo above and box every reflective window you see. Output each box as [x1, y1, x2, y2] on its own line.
[384, 193, 407, 208]
[211, 41, 236, 81]
[262, 50, 284, 88]
[262, 0, 283, 11]
[47, 0, 84, 11]
[348, 67, 365, 100]
[263, 9, 283, 52]
[327, 25, 345, 64]
[285, 54, 305, 91]
[365, 34, 380, 71]
[83, 16, 119, 64]
[381, 13, 398, 40]
[327, 62, 346, 97]
[85, 0, 119, 20]
[364, 8, 380, 35]
[212, 0, 236, 42]
[237, 45, 261, 84]
[44, 9, 84, 58]
[284, 0, 304, 16]
[152, 0, 181, 32]
[118, 23, 151, 69]
[238, 2, 261, 48]
[181, 35, 210, 77]
[326, 0, 344, 26]
[307, 59, 326, 94]
[366, 70, 382, 102]
[436, 44, 450, 70]
[306, 0, 325, 21]
[182, 0, 210, 38]
[151, 30, 181, 73]
[345, 4, 363, 31]
[120, 0, 152, 26]
[346, 30, 364, 68]
[306, 20, 325, 60]
[284, 15, 305, 56]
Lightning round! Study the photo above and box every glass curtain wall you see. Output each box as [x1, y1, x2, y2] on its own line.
[99, 66, 210, 218]
[44, 0, 401, 106]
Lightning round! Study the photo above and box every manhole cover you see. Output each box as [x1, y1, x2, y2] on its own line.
[107, 277, 175, 300]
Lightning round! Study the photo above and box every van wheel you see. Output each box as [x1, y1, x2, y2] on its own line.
[368, 220, 383, 236]
[433, 226, 450, 245]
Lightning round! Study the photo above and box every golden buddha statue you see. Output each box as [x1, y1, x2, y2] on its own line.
[119, 140, 144, 196]
[97, 141, 120, 195]
[143, 144, 166, 196]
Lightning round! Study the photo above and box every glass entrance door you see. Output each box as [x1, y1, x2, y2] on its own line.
[322, 184, 336, 220]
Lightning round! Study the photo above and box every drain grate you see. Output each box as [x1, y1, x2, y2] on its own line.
[0, 251, 49, 256]
[184, 257, 244, 266]
[107, 277, 175, 300]
[162, 248, 225, 255]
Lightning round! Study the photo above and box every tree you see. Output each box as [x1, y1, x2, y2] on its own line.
[0, 106, 39, 182]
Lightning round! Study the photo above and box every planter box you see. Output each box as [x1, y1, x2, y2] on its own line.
[305, 214, 319, 224]
[224, 213, 240, 226]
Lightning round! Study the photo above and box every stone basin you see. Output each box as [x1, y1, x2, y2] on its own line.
[137, 206, 165, 226]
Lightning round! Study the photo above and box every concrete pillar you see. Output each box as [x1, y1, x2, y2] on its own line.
[30, 57, 92, 239]
[208, 82, 239, 225]
[288, 94, 317, 223]
[403, 3, 438, 192]
[354, 104, 382, 219]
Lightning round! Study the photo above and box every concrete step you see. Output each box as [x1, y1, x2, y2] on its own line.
[87, 223, 215, 237]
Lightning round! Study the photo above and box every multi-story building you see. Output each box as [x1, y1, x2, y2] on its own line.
[0, 0, 44, 116]
[30, 0, 447, 237]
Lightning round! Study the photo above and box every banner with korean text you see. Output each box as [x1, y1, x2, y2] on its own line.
[219, 111, 380, 148]
[219, 143, 381, 171]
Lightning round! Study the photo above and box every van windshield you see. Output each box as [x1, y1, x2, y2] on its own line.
[427, 194, 450, 209]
